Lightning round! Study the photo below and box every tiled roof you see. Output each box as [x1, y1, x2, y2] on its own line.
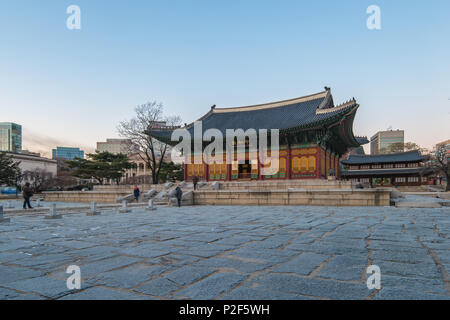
[341, 150, 424, 165]
[148, 89, 359, 140]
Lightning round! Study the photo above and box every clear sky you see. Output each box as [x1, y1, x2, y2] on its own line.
[1, 0, 449, 157]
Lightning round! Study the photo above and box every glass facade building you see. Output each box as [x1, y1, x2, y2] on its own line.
[0, 122, 22, 153]
[52, 147, 85, 160]
[370, 130, 405, 155]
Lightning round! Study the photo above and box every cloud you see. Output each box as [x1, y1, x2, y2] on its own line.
[22, 128, 95, 158]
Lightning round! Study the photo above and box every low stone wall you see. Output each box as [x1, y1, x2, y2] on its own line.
[42, 191, 132, 204]
[193, 188, 391, 207]
[396, 185, 430, 192]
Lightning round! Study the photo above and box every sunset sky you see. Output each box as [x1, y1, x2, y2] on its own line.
[1, 0, 449, 157]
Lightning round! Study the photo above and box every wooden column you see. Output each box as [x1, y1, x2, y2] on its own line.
[204, 162, 208, 181]
[315, 146, 320, 178]
[287, 147, 292, 180]
[227, 164, 232, 181]
[328, 154, 332, 175]
[335, 156, 339, 178]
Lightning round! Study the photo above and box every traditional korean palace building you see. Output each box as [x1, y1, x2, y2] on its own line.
[340, 150, 433, 187]
[148, 88, 367, 181]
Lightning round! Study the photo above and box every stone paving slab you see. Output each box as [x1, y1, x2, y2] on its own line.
[89, 264, 170, 289]
[134, 277, 181, 296]
[0, 205, 449, 300]
[316, 255, 367, 281]
[271, 252, 330, 275]
[3, 276, 82, 299]
[0, 265, 44, 285]
[59, 287, 151, 300]
[396, 202, 442, 208]
[220, 286, 313, 300]
[373, 287, 449, 300]
[174, 273, 248, 300]
[250, 273, 371, 300]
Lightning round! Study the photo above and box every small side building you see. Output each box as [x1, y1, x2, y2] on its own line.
[340, 150, 432, 187]
[6, 152, 57, 185]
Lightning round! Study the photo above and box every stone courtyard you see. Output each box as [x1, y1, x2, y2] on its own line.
[0, 205, 449, 300]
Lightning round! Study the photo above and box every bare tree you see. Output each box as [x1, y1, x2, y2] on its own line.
[435, 145, 449, 191]
[382, 142, 428, 154]
[51, 173, 80, 190]
[117, 102, 181, 184]
[24, 169, 54, 193]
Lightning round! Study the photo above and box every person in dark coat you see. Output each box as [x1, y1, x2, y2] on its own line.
[22, 182, 33, 209]
[133, 185, 140, 203]
[175, 186, 183, 207]
[193, 176, 199, 190]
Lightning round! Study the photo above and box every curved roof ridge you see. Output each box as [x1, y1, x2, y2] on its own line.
[341, 150, 424, 165]
[316, 98, 357, 114]
[351, 150, 421, 158]
[212, 90, 328, 114]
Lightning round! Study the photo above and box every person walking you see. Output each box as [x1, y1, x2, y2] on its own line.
[22, 182, 33, 209]
[175, 186, 183, 207]
[133, 185, 140, 203]
[193, 176, 199, 190]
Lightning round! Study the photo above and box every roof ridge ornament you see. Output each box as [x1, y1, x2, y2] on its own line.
[316, 98, 358, 114]
[318, 88, 333, 110]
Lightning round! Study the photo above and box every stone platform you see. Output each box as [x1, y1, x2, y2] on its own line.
[42, 180, 390, 207]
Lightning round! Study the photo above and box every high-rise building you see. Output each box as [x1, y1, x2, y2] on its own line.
[370, 130, 404, 155]
[96, 139, 139, 155]
[52, 147, 84, 160]
[0, 122, 22, 153]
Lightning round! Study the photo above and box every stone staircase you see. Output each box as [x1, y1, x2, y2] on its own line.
[116, 181, 202, 206]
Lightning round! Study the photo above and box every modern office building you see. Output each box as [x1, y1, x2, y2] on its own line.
[52, 147, 84, 160]
[96, 139, 139, 155]
[370, 130, 404, 155]
[0, 122, 22, 153]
